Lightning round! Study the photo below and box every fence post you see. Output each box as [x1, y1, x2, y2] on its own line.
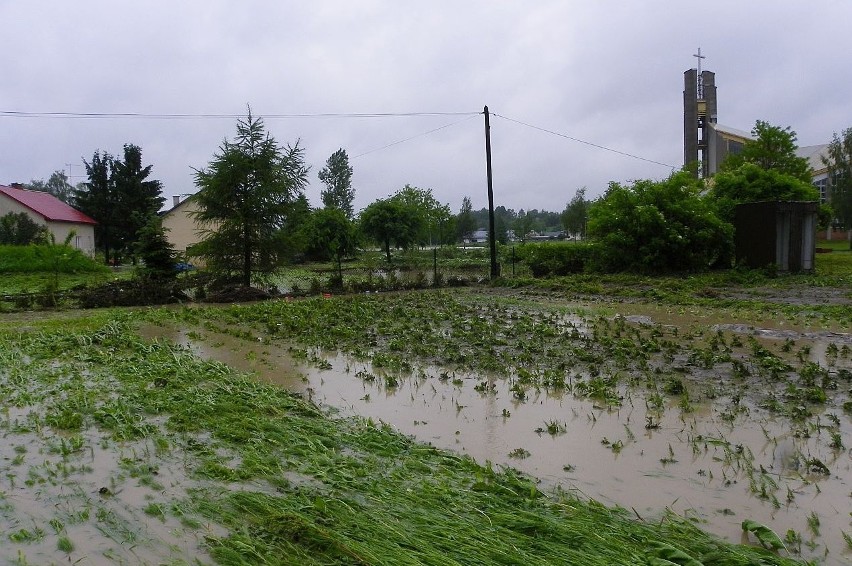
[433, 248, 438, 286]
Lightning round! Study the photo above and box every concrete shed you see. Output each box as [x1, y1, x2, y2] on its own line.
[734, 201, 818, 273]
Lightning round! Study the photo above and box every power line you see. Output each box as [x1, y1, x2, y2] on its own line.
[4, 106, 676, 171]
[491, 112, 677, 169]
[0, 110, 479, 120]
[352, 114, 479, 159]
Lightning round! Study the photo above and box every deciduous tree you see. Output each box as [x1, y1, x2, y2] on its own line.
[456, 196, 477, 243]
[561, 187, 588, 239]
[822, 127, 852, 231]
[301, 207, 357, 280]
[711, 163, 819, 223]
[318, 148, 355, 218]
[721, 120, 811, 182]
[391, 185, 451, 247]
[513, 210, 535, 242]
[26, 171, 74, 204]
[360, 197, 422, 261]
[0, 212, 48, 245]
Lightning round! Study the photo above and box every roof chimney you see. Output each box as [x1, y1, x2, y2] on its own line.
[173, 195, 181, 207]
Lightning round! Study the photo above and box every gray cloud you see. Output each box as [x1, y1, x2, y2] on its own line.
[2, 1, 851, 214]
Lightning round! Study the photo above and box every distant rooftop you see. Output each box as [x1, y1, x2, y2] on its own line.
[796, 144, 830, 172]
[0, 184, 96, 224]
[709, 123, 753, 140]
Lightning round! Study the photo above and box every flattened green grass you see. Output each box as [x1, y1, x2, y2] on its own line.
[0, 315, 807, 565]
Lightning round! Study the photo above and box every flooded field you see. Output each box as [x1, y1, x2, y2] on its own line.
[0, 414, 223, 565]
[139, 290, 852, 565]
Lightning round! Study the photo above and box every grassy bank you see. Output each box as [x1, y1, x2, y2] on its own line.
[0, 312, 809, 565]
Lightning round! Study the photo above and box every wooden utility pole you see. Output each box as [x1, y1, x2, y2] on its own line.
[484, 105, 498, 279]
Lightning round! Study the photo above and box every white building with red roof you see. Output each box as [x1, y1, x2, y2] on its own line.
[0, 184, 96, 255]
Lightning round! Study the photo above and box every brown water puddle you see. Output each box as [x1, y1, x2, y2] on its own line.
[0, 409, 225, 565]
[139, 319, 852, 565]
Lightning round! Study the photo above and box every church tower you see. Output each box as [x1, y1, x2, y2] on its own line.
[683, 49, 717, 177]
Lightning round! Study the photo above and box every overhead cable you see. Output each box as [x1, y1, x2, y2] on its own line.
[491, 112, 677, 169]
[352, 114, 479, 159]
[0, 110, 479, 120]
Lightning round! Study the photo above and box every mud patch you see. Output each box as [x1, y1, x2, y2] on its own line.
[0, 423, 225, 565]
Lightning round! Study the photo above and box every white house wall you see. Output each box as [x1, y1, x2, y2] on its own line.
[0, 194, 96, 255]
[161, 198, 216, 256]
[50, 221, 96, 255]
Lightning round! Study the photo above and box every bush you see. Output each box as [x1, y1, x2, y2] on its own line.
[0, 212, 48, 245]
[516, 242, 596, 277]
[588, 171, 732, 273]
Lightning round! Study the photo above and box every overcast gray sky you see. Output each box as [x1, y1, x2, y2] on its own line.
[2, 1, 850, 214]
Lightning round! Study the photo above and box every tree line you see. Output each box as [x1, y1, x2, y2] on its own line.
[188, 111, 479, 286]
[12, 112, 852, 280]
[583, 121, 852, 272]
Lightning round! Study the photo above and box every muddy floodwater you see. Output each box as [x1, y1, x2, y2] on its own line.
[140, 302, 852, 565]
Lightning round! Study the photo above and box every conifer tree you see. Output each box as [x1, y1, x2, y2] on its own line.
[193, 111, 309, 286]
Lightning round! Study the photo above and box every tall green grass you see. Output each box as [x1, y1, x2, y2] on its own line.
[0, 244, 107, 273]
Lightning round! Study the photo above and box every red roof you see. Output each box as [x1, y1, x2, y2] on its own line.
[0, 184, 96, 225]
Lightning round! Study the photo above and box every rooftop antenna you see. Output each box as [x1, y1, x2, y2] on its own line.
[694, 47, 706, 99]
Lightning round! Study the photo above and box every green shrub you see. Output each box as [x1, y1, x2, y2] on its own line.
[587, 171, 733, 273]
[516, 242, 596, 277]
[0, 212, 48, 245]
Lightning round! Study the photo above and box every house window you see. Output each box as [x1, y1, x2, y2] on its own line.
[75, 236, 81, 249]
[813, 178, 828, 204]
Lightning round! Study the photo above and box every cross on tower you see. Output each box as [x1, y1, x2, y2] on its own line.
[693, 48, 705, 74]
[694, 48, 706, 98]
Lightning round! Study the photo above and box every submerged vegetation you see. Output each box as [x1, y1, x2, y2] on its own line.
[136, 277, 850, 564]
[0, 303, 823, 565]
[1, 246, 849, 564]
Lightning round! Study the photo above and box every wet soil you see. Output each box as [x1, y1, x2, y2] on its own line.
[724, 285, 852, 307]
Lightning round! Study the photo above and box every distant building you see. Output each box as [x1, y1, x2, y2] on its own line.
[161, 194, 216, 257]
[527, 231, 564, 241]
[796, 144, 832, 204]
[0, 184, 96, 254]
[683, 60, 718, 179]
[704, 123, 751, 174]
[683, 57, 830, 191]
[683, 57, 841, 239]
[465, 229, 489, 244]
